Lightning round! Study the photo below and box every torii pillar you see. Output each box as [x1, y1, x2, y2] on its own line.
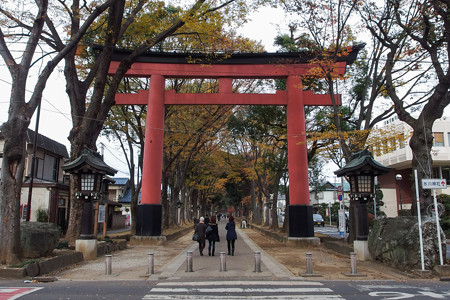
[135, 74, 165, 236]
[108, 46, 362, 238]
[286, 76, 312, 237]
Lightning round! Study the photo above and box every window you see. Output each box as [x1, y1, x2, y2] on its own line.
[433, 132, 444, 147]
[399, 134, 406, 149]
[34, 154, 58, 182]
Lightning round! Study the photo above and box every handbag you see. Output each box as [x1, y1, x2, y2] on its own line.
[206, 225, 212, 234]
[192, 232, 200, 241]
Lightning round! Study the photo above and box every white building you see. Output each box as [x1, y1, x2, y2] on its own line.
[371, 116, 450, 217]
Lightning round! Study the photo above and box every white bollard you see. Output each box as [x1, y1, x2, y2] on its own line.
[254, 251, 262, 273]
[220, 252, 227, 272]
[186, 251, 193, 272]
[350, 252, 357, 274]
[148, 252, 154, 275]
[305, 252, 313, 275]
[105, 255, 112, 275]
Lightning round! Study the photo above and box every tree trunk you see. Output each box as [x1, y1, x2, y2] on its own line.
[409, 121, 434, 215]
[0, 117, 28, 264]
[270, 188, 279, 230]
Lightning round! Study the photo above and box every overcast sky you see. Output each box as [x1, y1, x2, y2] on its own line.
[0, 6, 291, 177]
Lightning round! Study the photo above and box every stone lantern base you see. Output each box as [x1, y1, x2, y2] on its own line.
[76, 239, 97, 261]
[353, 240, 371, 261]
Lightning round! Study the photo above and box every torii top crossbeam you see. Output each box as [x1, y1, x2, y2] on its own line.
[107, 45, 363, 237]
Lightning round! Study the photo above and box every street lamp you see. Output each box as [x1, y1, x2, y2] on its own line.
[396, 174, 403, 212]
[334, 149, 390, 242]
[62, 147, 117, 240]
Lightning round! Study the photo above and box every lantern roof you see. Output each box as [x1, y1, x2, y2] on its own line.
[62, 147, 117, 176]
[334, 149, 391, 177]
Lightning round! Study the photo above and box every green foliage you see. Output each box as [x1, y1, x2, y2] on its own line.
[437, 194, 450, 235]
[56, 240, 69, 249]
[8, 259, 42, 268]
[36, 208, 48, 222]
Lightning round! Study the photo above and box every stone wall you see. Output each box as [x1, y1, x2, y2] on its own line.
[368, 216, 446, 270]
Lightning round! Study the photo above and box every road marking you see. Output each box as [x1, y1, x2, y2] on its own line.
[150, 287, 333, 293]
[0, 287, 43, 300]
[143, 296, 343, 299]
[143, 280, 343, 300]
[157, 281, 323, 286]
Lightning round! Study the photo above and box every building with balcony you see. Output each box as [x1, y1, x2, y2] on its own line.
[371, 116, 450, 217]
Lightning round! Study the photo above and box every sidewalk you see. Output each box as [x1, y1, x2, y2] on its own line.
[56, 219, 294, 282]
[55, 219, 415, 282]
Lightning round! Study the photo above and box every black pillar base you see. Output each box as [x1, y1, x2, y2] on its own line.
[288, 205, 314, 237]
[356, 202, 369, 241]
[136, 204, 162, 236]
[80, 200, 95, 239]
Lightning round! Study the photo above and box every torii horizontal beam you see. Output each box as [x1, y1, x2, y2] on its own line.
[115, 89, 341, 106]
[109, 61, 348, 79]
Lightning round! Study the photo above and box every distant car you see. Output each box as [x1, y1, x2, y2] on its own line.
[313, 214, 325, 227]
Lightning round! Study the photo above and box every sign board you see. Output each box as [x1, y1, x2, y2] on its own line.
[338, 194, 343, 201]
[98, 205, 106, 223]
[422, 179, 447, 189]
[337, 185, 343, 192]
[338, 209, 345, 237]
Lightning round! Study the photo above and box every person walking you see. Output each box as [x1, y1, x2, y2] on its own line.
[225, 215, 237, 256]
[206, 215, 220, 256]
[194, 216, 207, 256]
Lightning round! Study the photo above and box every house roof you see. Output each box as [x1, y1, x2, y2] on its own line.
[26, 129, 69, 158]
[327, 181, 351, 192]
[110, 177, 129, 186]
[118, 187, 141, 204]
[310, 181, 350, 192]
[61, 147, 117, 175]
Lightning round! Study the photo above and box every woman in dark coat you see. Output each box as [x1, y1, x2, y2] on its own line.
[206, 215, 220, 256]
[225, 215, 237, 256]
[194, 217, 207, 256]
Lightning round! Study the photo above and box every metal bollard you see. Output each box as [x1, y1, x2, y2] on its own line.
[105, 255, 112, 275]
[148, 253, 154, 275]
[254, 251, 262, 273]
[186, 251, 193, 272]
[350, 252, 357, 274]
[219, 252, 227, 272]
[305, 252, 313, 275]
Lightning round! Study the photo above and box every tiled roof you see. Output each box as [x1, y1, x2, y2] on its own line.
[111, 177, 129, 186]
[118, 187, 141, 203]
[61, 147, 117, 175]
[26, 129, 69, 158]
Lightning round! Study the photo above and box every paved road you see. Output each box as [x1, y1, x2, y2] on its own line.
[1, 220, 449, 299]
[314, 224, 349, 239]
[2, 278, 450, 299]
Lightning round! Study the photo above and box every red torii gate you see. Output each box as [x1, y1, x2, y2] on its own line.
[108, 47, 362, 238]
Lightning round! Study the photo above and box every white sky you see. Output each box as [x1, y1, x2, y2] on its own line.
[0, 6, 291, 178]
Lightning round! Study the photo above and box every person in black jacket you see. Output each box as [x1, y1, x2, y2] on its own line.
[206, 215, 220, 256]
[225, 215, 237, 256]
[194, 217, 207, 256]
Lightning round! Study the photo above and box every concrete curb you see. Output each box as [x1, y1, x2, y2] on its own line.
[0, 251, 83, 279]
[0, 226, 193, 279]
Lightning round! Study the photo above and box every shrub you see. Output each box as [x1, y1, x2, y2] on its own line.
[36, 208, 48, 222]
[56, 240, 69, 249]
